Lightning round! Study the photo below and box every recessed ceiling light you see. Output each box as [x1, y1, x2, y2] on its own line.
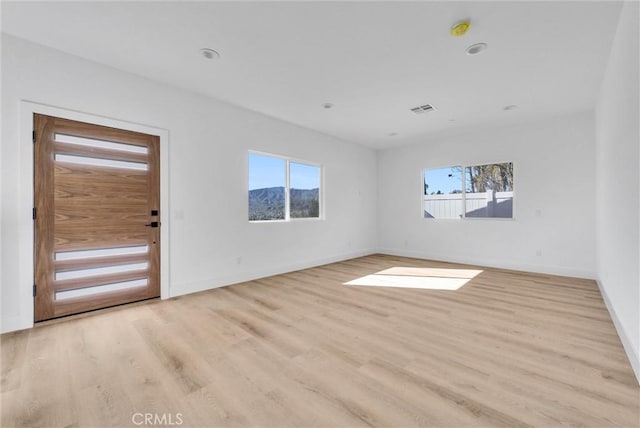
[466, 43, 488, 55]
[322, 103, 334, 109]
[200, 48, 220, 60]
[503, 105, 518, 111]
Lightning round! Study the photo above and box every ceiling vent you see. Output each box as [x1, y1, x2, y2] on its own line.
[410, 104, 437, 115]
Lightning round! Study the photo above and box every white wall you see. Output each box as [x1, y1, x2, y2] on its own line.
[595, 1, 639, 381]
[0, 34, 378, 333]
[377, 111, 597, 279]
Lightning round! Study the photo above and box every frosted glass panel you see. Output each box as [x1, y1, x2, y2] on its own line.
[56, 278, 148, 300]
[55, 154, 148, 171]
[55, 245, 148, 261]
[55, 262, 148, 281]
[55, 133, 148, 154]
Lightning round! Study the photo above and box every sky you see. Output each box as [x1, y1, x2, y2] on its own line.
[249, 153, 320, 190]
[423, 166, 462, 194]
[290, 162, 320, 190]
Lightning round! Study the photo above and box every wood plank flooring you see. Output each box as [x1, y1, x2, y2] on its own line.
[2, 254, 639, 427]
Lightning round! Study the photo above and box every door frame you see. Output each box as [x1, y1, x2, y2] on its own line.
[19, 101, 170, 327]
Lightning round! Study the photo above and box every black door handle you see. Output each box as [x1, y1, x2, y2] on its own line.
[145, 221, 159, 228]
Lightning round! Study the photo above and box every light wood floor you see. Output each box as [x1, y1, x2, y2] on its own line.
[2, 254, 639, 427]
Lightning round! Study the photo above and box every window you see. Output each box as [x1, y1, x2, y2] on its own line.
[464, 162, 513, 218]
[248, 153, 286, 221]
[290, 162, 321, 218]
[423, 162, 513, 219]
[248, 152, 321, 221]
[423, 167, 463, 219]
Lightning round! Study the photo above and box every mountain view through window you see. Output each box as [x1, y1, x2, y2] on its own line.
[249, 153, 321, 221]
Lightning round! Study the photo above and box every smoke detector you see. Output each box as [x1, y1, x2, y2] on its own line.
[450, 20, 471, 37]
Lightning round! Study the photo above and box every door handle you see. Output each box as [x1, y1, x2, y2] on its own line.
[145, 221, 159, 228]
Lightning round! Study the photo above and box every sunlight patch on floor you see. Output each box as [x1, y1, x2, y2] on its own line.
[344, 267, 483, 290]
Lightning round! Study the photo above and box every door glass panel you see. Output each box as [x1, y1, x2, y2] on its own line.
[55, 133, 148, 154]
[56, 278, 148, 300]
[55, 262, 148, 281]
[55, 154, 148, 171]
[55, 245, 148, 261]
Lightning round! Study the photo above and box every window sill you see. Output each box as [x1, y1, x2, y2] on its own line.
[249, 218, 324, 224]
[422, 217, 515, 222]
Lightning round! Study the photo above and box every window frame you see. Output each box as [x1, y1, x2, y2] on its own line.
[421, 161, 515, 221]
[248, 150, 323, 223]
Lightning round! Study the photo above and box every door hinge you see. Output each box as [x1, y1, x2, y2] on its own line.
[32, 130, 36, 143]
[32, 207, 37, 220]
[33, 284, 37, 297]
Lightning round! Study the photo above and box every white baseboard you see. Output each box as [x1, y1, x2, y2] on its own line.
[0, 317, 32, 335]
[377, 248, 597, 280]
[169, 248, 377, 298]
[596, 280, 640, 385]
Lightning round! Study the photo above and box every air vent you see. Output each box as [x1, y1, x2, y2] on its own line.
[410, 104, 437, 115]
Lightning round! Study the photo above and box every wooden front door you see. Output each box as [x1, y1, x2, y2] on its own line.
[34, 114, 160, 321]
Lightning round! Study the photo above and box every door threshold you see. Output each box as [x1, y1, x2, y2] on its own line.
[34, 296, 160, 327]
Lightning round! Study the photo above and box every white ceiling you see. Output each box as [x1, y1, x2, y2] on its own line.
[2, 1, 623, 149]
